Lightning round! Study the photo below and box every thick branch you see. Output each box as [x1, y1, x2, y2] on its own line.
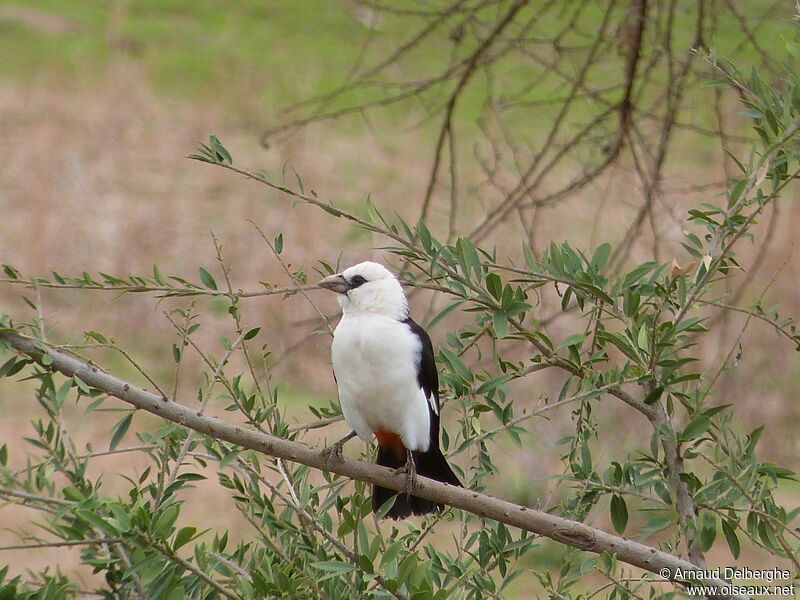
[0, 330, 747, 600]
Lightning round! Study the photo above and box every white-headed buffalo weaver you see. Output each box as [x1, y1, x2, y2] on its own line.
[318, 261, 462, 519]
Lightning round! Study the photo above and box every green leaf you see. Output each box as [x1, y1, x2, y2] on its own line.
[209, 135, 232, 164]
[727, 178, 748, 208]
[319, 203, 344, 217]
[417, 220, 432, 251]
[680, 416, 711, 441]
[590, 243, 611, 271]
[243, 327, 261, 341]
[740, 107, 764, 119]
[523, 243, 537, 271]
[785, 36, 800, 61]
[475, 374, 513, 395]
[439, 348, 473, 383]
[745, 425, 764, 457]
[109, 412, 133, 451]
[274, 233, 283, 254]
[674, 317, 705, 334]
[152, 264, 166, 285]
[426, 300, 463, 330]
[0, 444, 7, 466]
[610, 495, 628, 534]
[2, 264, 21, 279]
[381, 539, 404, 568]
[73, 375, 91, 395]
[485, 272, 502, 300]
[688, 208, 719, 225]
[374, 495, 397, 519]
[292, 167, 305, 194]
[312, 561, 357, 574]
[154, 504, 180, 537]
[559, 333, 588, 349]
[721, 519, 740, 558]
[76, 509, 119, 535]
[0, 357, 27, 378]
[456, 237, 482, 281]
[699, 512, 717, 551]
[643, 385, 664, 405]
[492, 310, 509, 338]
[108, 504, 132, 532]
[173, 526, 197, 551]
[198, 267, 218, 290]
[506, 300, 532, 317]
[577, 282, 614, 304]
[595, 331, 641, 363]
[85, 331, 110, 345]
[622, 289, 640, 317]
[186, 153, 214, 164]
[636, 325, 649, 351]
[621, 261, 658, 288]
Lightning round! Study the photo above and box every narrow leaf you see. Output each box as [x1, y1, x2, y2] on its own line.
[109, 412, 133, 451]
[721, 519, 741, 558]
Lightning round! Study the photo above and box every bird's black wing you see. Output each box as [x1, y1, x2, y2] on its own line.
[401, 317, 439, 410]
[401, 317, 444, 451]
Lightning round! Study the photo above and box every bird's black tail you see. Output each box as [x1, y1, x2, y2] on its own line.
[373, 447, 462, 520]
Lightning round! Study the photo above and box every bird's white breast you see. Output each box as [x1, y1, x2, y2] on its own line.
[331, 313, 431, 452]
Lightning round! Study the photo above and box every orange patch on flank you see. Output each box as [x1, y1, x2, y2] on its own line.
[374, 430, 406, 461]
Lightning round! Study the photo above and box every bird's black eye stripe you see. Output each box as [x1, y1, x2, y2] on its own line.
[349, 275, 367, 288]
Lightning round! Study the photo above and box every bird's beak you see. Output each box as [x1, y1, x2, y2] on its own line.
[318, 274, 350, 294]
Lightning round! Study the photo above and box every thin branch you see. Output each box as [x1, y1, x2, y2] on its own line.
[0, 278, 318, 298]
[288, 415, 344, 433]
[0, 538, 122, 551]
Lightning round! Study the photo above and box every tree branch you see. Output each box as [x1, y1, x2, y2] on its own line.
[0, 330, 748, 600]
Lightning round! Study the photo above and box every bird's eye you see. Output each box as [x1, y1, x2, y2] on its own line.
[349, 275, 367, 288]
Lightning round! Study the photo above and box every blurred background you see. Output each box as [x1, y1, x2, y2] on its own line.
[1, 0, 799, 591]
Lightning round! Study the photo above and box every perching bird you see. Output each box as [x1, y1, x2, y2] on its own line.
[318, 261, 462, 519]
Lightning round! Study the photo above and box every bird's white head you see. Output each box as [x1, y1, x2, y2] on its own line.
[318, 261, 408, 320]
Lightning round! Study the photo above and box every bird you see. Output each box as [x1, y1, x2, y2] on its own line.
[318, 261, 462, 519]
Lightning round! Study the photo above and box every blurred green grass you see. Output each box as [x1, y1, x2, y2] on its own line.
[1, 1, 387, 105]
[2, 0, 793, 141]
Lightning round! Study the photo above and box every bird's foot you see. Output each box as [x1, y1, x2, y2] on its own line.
[394, 451, 417, 496]
[321, 431, 357, 468]
[320, 444, 343, 468]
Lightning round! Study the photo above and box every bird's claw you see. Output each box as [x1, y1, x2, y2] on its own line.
[320, 431, 357, 468]
[394, 452, 417, 496]
[321, 443, 344, 468]
[404, 471, 416, 496]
